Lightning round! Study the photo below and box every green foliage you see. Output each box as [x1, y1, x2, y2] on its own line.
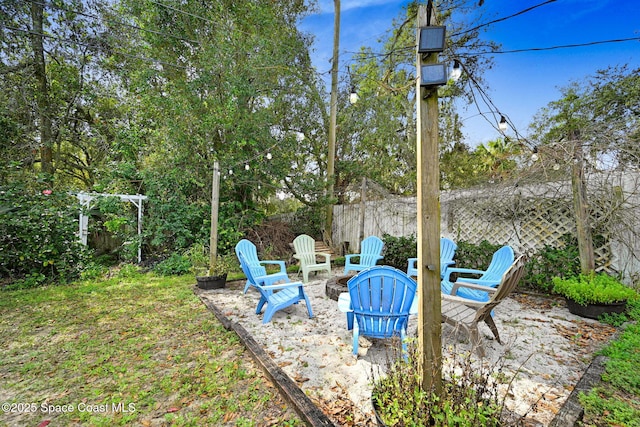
[290, 206, 324, 239]
[454, 240, 503, 271]
[522, 234, 581, 292]
[552, 273, 638, 305]
[381, 234, 417, 269]
[91, 195, 139, 263]
[183, 243, 236, 277]
[372, 342, 515, 427]
[0, 182, 89, 287]
[153, 253, 191, 276]
[598, 296, 640, 326]
[580, 322, 640, 426]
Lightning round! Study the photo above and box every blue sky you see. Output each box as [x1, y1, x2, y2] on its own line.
[299, 0, 640, 146]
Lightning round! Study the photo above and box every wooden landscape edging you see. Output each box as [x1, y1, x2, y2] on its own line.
[193, 286, 336, 427]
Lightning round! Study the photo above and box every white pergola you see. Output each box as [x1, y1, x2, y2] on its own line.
[76, 192, 148, 263]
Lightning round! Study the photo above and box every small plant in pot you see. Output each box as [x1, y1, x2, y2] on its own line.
[185, 243, 231, 289]
[552, 272, 638, 319]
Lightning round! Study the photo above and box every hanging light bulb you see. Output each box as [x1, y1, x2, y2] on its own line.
[451, 60, 462, 81]
[266, 152, 272, 160]
[244, 163, 250, 171]
[498, 116, 508, 132]
[531, 146, 539, 162]
[349, 86, 359, 104]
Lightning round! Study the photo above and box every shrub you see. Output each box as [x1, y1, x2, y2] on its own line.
[454, 240, 503, 271]
[153, 253, 191, 276]
[552, 273, 638, 305]
[381, 234, 417, 270]
[522, 234, 580, 292]
[290, 206, 324, 239]
[0, 182, 89, 287]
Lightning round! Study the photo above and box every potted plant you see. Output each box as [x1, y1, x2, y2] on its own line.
[186, 243, 230, 290]
[552, 273, 637, 319]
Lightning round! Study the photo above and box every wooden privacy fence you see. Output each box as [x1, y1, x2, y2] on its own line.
[332, 173, 640, 282]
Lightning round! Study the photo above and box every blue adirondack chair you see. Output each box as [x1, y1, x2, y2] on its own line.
[441, 245, 515, 302]
[237, 252, 313, 324]
[343, 236, 384, 275]
[406, 237, 457, 279]
[235, 239, 289, 294]
[344, 266, 416, 358]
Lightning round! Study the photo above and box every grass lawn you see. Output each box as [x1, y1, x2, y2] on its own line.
[0, 268, 302, 427]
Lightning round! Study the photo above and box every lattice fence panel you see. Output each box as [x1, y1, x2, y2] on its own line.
[331, 174, 640, 280]
[447, 195, 614, 274]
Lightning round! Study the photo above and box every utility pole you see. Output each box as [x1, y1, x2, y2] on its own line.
[325, 0, 340, 246]
[416, 3, 442, 394]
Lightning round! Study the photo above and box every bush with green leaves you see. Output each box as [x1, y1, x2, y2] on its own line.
[0, 182, 89, 287]
[552, 273, 638, 305]
[153, 253, 191, 276]
[453, 240, 504, 272]
[381, 234, 417, 269]
[522, 234, 580, 292]
[290, 205, 324, 239]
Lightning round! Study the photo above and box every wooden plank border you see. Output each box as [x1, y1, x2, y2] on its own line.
[194, 286, 336, 427]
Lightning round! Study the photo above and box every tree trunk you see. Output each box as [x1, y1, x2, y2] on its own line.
[571, 131, 595, 274]
[30, 1, 54, 181]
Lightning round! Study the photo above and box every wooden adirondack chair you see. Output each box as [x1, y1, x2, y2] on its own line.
[441, 255, 526, 357]
[440, 245, 515, 302]
[234, 239, 289, 294]
[406, 237, 457, 279]
[237, 252, 313, 324]
[343, 266, 417, 358]
[292, 234, 331, 283]
[343, 235, 384, 275]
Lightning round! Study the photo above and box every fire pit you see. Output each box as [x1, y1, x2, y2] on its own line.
[325, 275, 354, 301]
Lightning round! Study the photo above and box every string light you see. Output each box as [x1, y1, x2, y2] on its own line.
[499, 116, 508, 132]
[266, 152, 272, 160]
[451, 60, 462, 81]
[349, 87, 359, 104]
[244, 163, 250, 171]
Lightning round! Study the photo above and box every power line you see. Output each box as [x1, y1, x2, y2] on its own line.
[461, 36, 640, 55]
[451, 0, 558, 37]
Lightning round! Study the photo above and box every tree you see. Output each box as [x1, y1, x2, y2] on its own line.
[529, 66, 640, 274]
[340, 0, 499, 196]
[103, 0, 323, 252]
